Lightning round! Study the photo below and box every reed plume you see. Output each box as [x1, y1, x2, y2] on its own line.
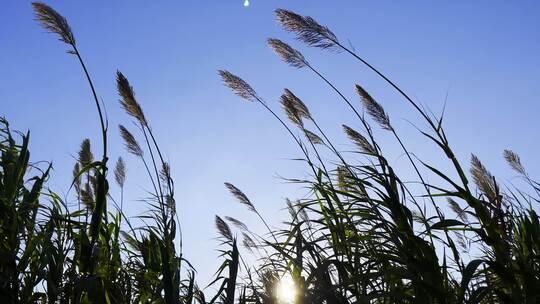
[355, 84, 392, 130]
[224, 182, 256, 212]
[304, 129, 323, 145]
[274, 9, 339, 50]
[225, 216, 249, 231]
[116, 71, 147, 125]
[78, 138, 94, 166]
[267, 38, 309, 68]
[342, 124, 375, 154]
[215, 215, 233, 242]
[32, 2, 76, 47]
[503, 149, 526, 175]
[218, 70, 259, 102]
[119, 125, 143, 157]
[470, 154, 497, 201]
[114, 157, 126, 188]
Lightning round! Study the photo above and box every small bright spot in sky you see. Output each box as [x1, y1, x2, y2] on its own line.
[243, 0, 250, 7]
[276, 275, 296, 303]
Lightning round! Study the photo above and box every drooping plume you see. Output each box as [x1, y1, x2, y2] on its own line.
[267, 38, 309, 68]
[275, 9, 339, 50]
[218, 70, 259, 102]
[32, 2, 76, 47]
[215, 215, 233, 242]
[224, 182, 256, 212]
[355, 85, 392, 131]
[342, 124, 375, 154]
[503, 149, 526, 175]
[119, 125, 143, 157]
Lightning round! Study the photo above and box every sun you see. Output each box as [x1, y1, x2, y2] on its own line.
[276, 275, 297, 303]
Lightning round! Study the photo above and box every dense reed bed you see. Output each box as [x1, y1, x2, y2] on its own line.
[1, 2, 539, 303]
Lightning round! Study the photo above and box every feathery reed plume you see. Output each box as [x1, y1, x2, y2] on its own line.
[78, 138, 94, 166]
[242, 233, 257, 252]
[114, 157, 126, 188]
[304, 129, 323, 144]
[503, 150, 526, 175]
[32, 2, 76, 47]
[286, 198, 296, 219]
[73, 162, 81, 192]
[116, 71, 147, 125]
[160, 161, 171, 184]
[470, 154, 497, 201]
[224, 182, 256, 212]
[119, 125, 143, 157]
[225, 216, 249, 231]
[275, 9, 339, 50]
[342, 124, 375, 154]
[282, 89, 311, 119]
[448, 198, 468, 222]
[218, 70, 259, 102]
[267, 38, 308, 68]
[280, 93, 303, 127]
[355, 84, 392, 130]
[215, 215, 233, 242]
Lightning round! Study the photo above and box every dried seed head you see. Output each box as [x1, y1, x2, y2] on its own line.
[470, 154, 497, 202]
[286, 198, 296, 220]
[215, 215, 233, 242]
[267, 38, 308, 68]
[355, 85, 392, 130]
[78, 139, 93, 166]
[304, 129, 323, 145]
[116, 71, 147, 125]
[242, 233, 257, 252]
[118, 125, 143, 157]
[224, 182, 256, 212]
[32, 2, 76, 47]
[114, 157, 126, 188]
[275, 9, 339, 50]
[448, 198, 468, 222]
[342, 124, 375, 154]
[503, 149, 525, 175]
[218, 70, 259, 102]
[283, 89, 311, 118]
[225, 216, 249, 231]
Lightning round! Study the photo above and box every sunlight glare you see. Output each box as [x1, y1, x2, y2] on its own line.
[243, 0, 250, 7]
[276, 275, 296, 303]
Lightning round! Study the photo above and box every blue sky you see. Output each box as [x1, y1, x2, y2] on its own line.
[2, 1, 540, 285]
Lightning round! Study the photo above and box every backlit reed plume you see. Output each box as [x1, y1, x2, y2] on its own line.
[355, 84, 392, 130]
[225, 216, 249, 231]
[114, 157, 126, 188]
[470, 154, 497, 201]
[448, 198, 468, 222]
[32, 2, 76, 47]
[116, 71, 147, 125]
[119, 125, 143, 157]
[267, 38, 308, 68]
[218, 70, 259, 102]
[503, 150, 526, 175]
[242, 233, 257, 252]
[342, 124, 375, 154]
[215, 215, 233, 242]
[275, 9, 339, 50]
[78, 138, 93, 166]
[224, 182, 255, 212]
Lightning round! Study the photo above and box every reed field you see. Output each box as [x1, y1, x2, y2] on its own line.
[1, 2, 539, 303]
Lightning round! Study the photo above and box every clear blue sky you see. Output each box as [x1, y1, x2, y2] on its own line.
[2, 1, 540, 285]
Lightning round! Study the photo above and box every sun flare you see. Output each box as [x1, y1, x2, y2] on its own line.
[276, 275, 297, 303]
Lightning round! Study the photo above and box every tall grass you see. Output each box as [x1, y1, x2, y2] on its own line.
[0, 2, 538, 304]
